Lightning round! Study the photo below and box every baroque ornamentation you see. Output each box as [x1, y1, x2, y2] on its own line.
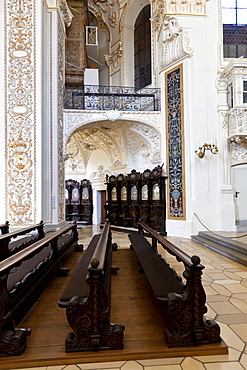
[59, 0, 73, 27]
[64, 110, 161, 144]
[223, 109, 247, 166]
[5, 0, 36, 225]
[228, 108, 247, 137]
[57, 15, 66, 222]
[160, 17, 193, 71]
[65, 119, 161, 172]
[126, 130, 152, 163]
[151, 0, 207, 34]
[230, 139, 247, 166]
[105, 42, 123, 76]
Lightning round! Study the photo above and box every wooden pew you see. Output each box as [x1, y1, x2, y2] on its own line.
[0, 221, 45, 261]
[62, 221, 124, 352]
[128, 221, 222, 348]
[0, 222, 9, 235]
[58, 233, 101, 308]
[0, 222, 79, 357]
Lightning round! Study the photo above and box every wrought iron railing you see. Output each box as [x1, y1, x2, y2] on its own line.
[63, 84, 161, 111]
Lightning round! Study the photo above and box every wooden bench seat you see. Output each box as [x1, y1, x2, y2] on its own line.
[58, 233, 101, 307]
[0, 221, 45, 261]
[0, 222, 79, 357]
[128, 233, 184, 300]
[128, 221, 222, 348]
[60, 221, 124, 352]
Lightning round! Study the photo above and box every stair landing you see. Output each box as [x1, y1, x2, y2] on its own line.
[191, 231, 247, 266]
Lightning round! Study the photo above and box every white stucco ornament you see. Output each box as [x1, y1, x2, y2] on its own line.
[105, 111, 121, 121]
[160, 16, 193, 71]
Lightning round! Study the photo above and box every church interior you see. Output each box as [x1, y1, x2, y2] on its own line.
[1, 0, 247, 369]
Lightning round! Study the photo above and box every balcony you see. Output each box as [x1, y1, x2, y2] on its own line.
[228, 108, 247, 140]
[64, 84, 161, 112]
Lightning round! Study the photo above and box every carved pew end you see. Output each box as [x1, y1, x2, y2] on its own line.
[0, 327, 31, 357]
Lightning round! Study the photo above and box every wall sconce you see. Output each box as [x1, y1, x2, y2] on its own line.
[195, 143, 219, 159]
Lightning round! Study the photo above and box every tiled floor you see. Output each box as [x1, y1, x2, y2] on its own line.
[11, 226, 247, 370]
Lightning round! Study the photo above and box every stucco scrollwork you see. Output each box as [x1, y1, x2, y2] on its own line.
[228, 109, 247, 137]
[216, 77, 228, 92]
[65, 138, 85, 172]
[151, 0, 207, 25]
[57, 16, 66, 222]
[105, 42, 123, 76]
[126, 130, 152, 163]
[226, 109, 247, 166]
[6, 0, 36, 224]
[230, 139, 247, 166]
[59, 0, 73, 27]
[160, 17, 193, 71]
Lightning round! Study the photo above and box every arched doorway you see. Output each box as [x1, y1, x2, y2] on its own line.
[64, 118, 161, 224]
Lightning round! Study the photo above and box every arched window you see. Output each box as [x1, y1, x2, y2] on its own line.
[222, 0, 247, 58]
[134, 5, 151, 89]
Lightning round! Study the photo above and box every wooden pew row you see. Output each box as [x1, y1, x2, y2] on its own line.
[0, 222, 9, 235]
[128, 221, 222, 348]
[60, 220, 125, 352]
[0, 221, 45, 261]
[0, 222, 79, 357]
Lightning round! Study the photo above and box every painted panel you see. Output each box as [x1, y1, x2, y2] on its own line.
[165, 64, 186, 220]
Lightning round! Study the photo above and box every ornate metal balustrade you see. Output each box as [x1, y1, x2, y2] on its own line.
[64, 84, 161, 111]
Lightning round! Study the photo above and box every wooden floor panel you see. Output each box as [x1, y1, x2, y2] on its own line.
[2, 249, 227, 369]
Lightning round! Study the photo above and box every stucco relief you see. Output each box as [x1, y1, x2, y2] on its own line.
[65, 119, 161, 173]
[5, 0, 36, 225]
[230, 139, 247, 166]
[65, 138, 85, 172]
[228, 109, 247, 137]
[59, 0, 73, 27]
[160, 17, 193, 71]
[151, 0, 207, 29]
[105, 42, 123, 76]
[125, 122, 160, 149]
[64, 110, 161, 145]
[73, 128, 123, 167]
[89, 0, 119, 29]
[126, 130, 152, 163]
[57, 14, 66, 222]
[225, 109, 247, 166]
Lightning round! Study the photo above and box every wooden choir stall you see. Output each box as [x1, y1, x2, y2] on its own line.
[65, 179, 93, 224]
[105, 166, 167, 234]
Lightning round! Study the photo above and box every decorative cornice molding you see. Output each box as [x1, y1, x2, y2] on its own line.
[151, 0, 207, 33]
[220, 59, 247, 79]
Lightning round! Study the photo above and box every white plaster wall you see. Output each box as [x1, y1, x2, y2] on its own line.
[162, 3, 224, 237]
[85, 149, 112, 179]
